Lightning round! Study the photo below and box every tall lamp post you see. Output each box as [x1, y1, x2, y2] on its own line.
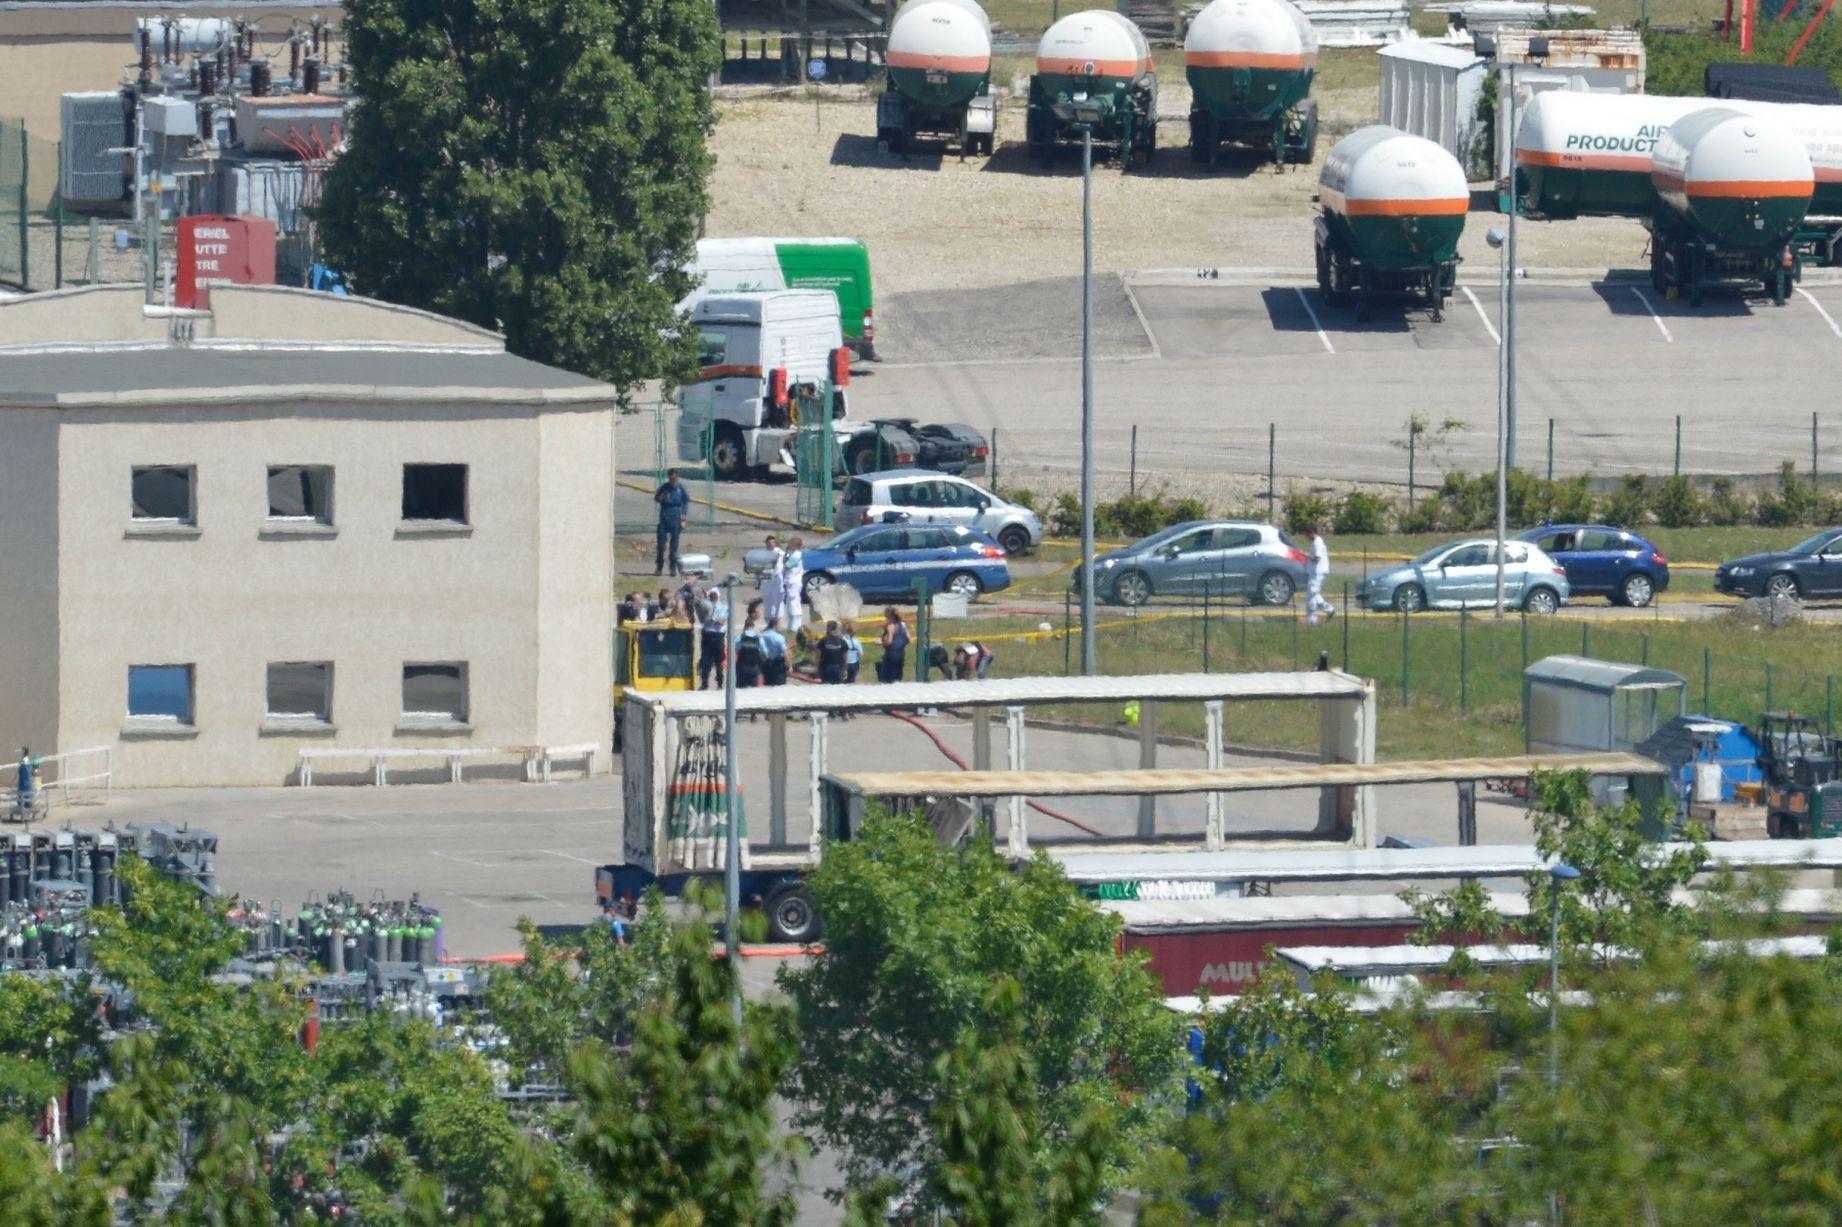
[721, 572, 743, 1030]
[1486, 226, 1509, 618]
[1498, 39, 1548, 473]
[1054, 98, 1106, 676]
[1547, 860, 1580, 1226]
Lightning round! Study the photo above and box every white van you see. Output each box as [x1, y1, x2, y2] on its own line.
[677, 290, 857, 481]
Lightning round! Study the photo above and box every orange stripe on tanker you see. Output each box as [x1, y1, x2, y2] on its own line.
[1339, 196, 1470, 217]
[886, 50, 992, 71]
[1651, 172, 1815, 199]
[1034, 55, 1148, 76]
[1184, 49, 1316, 68]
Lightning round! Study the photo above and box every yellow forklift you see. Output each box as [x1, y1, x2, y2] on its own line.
[614, 619, 700, 752]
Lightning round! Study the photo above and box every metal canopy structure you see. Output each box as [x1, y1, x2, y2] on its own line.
[825, 752, 1662, 849]
[1274, 934, 1829, 988]
[1052, 837, 1842, 887]
[620, 671, 1378, 875]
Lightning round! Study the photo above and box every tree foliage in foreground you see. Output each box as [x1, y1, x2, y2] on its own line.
[780, 810, 1182, 1210]
[320, 0, 720, 395]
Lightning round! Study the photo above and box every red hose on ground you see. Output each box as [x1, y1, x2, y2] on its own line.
[884, 709, 1106, 838]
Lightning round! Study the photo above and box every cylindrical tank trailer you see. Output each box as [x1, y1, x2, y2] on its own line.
[1026, 11, 1158, 167]
[1314, 125, 1469, 321]
[1516, 89, 1841, 304]
[1650, 109, 1811, 305]
[1184, 0, 1318, 167]
[878, 0, 996, 156]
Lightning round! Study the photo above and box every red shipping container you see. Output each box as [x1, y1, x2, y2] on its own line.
[176, 214, 277, 309]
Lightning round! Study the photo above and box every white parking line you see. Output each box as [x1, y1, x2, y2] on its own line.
[1460, 287, 1499, 345]
[1799, 287, 1842, 338]
[430, 850, 496, 869]
[1293, 287, 1334, 354]
[541, 848, 599, 865]
[1629, 288, 1673, 342]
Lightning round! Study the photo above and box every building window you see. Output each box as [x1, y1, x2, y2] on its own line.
[402, 663, 468, 723]
[131, 466, 195, 523]
[267, 466, 333, 523]
[127, 664, 194, 723]
[401, 464, 468, 524]
[266, 661, 332, 722]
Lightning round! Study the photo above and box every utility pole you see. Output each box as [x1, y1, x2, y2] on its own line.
[721, 572, 742, 1030]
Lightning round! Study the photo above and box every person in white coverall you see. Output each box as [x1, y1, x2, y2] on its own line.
[780, 536, 806, 636]
[1305, 525, 1336, 625]
[758, 534, 784, 627]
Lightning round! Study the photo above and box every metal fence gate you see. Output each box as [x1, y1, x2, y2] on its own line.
[0, 118, 26, 288]
[794, 379, 836, 531]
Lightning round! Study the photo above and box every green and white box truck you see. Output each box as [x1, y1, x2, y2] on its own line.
[687, 237, 877, 358]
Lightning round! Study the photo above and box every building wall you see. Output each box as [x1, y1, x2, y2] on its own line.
[50, 397, 610, 786]
[533, 406, 615, 747]
[0, 408, 60, 760]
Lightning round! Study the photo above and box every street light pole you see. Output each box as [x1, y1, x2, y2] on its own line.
[722, 572, 743, 1031]
[1487, 226, 1508, 617]
[1547, 861, 1580, 1226]
[1079, 122, 1097, 676]
[1504, 64, 1519, 475]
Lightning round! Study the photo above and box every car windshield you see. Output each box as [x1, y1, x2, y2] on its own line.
[1410, 544, 1454, 566]
[1789, 531, 1838, 555]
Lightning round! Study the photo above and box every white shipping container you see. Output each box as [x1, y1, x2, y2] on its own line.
[1378, 40, 1488, 178]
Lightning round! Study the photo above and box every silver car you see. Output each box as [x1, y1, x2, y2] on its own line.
[1356, 538, 1571, 613]
[837, 470, 1043, 555]
[1076, 520, 1309, 607]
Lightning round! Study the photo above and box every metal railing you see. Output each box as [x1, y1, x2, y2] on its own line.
[297, 742, 600, 786]
[2, 746, 114, 810]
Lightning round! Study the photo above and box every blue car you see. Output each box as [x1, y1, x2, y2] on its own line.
[746, 523, 1010, 603]
[1515, 524, 1670, 607]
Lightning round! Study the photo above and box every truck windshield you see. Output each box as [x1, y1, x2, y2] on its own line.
[638, 628, 695, 678]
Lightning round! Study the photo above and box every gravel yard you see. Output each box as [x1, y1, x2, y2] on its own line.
[707, 63, 1650, 297]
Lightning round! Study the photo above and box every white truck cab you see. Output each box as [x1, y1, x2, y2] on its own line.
[678, 290, 855, 482]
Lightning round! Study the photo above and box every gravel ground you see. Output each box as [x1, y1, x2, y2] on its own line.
[708, 80, 1650, 296]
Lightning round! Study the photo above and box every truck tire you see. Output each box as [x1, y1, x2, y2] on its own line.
[710, 425, 748, 482]
[767, 886, 820, 943]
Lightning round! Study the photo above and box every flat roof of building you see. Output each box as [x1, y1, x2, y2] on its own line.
[0, 346, 610, 408]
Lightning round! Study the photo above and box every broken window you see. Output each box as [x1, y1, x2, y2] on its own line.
[267, 466, 333, 522]
[131, 466, 195, 522]
[401, 464, 468, 523]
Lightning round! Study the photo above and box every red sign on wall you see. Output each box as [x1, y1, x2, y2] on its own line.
[176, 214, 278, 309]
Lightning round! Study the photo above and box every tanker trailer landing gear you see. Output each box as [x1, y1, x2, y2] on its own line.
[1187, 98, 1317, 169]
[1649, 221, 1797, 308]
[1315, 223, 1454, 323]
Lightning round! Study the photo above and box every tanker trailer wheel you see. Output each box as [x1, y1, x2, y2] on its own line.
[1297, 99, 1319, 164]
[1188, 112, 1212, 163]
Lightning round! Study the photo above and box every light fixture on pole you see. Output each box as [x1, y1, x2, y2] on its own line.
[721, 571, 743, 1030]
[1053, 97, 1106, 675]
[1486, 225, 1509, 618]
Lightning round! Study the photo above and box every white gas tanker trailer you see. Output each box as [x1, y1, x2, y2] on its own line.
[1026, 10, 1158, 167]
[877, 0, 996, 156]
[1183, 0, 1318, 167]
[1315, 125, 1469, 322]
[1517, 89, 1842, 304]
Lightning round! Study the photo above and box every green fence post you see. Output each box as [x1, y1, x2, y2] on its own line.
[991, 426, 999, 490]
[1341, 582, 1351, 672]
[911, 578, 931, 682]
[1828, 675, 1834, 738]
[1240, 604, 1248, 656]
[1459, 606, 1469, 712]
[1766, 662, 1774, 715]
[1703, 646, 1711, 716]
[1547, 418, 1555, 482]
[1641, 632, 1649, 666]
[16, 122, 27, 290]
[53, 197, 62, 289]
[1581, 622, 1590, 658]
[1290, 613, 1299, 670]
[1202, 581, 1211, 672]
[1401, 609, 1411, 706]
[1521, 610, 1529, 673]
[1063, 590, 1072, 676]
[1267, 423, 1276, 525]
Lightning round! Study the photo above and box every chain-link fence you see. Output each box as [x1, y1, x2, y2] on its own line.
[649, 392, 717, 531]
[0, 116, 145, 293]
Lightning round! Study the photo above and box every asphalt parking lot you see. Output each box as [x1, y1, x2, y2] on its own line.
[805, 270, 1842, 487]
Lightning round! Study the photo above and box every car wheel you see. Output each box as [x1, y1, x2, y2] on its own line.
[803, 572, 834, 605]
[1392, 583, 1426, 613]
[1621, 573, 1655, 608]
[1765, 573, 1801, 602]
[1112, 569, 1152, 607]
[1524, 586, 1560, 615]
[1256, 570, 1296, 606]
[997, 525, 1031, 555]
[846, 443, 878, 475]
[944, 571, 983, 599]
[766, 886, 820, 944]
[710, 427, 747, 482]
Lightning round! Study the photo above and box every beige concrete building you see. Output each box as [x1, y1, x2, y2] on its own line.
[0, 283, 615, 787]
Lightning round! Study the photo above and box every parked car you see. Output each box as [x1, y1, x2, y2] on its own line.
[1516, 524, 1670, 607]
[744, 523, 1010, 602]
[838, 470, 1042, 555]
[1714, 528, 1842, 601]
[841, 419, 988, 477]
[1356, 538, 1570, 612]
[1073, 521, 1308, 608]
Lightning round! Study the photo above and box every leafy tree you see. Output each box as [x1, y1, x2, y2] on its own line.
[558, 917, 799, 1226]
[320, 0, 721, 395]
[779, 811, 1182, 1204]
